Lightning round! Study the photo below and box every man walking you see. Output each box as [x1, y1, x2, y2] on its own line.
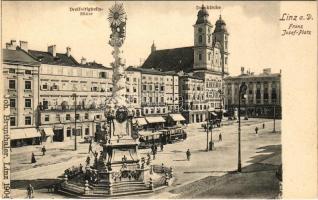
[262, 123, 265, 129]
[88, 142, 93, 154]
[219, 133, 222, 141]
[41, 146, 46, 156]
[186, 149, 191, 161]
[255, 127, 259, 134]
[27, 184, 34, 198]
[160, 143, 164, 151]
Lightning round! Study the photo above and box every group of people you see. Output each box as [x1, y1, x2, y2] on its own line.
[64, 165, 83, 179]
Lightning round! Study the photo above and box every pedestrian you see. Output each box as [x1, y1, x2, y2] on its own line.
[88, 142, 93, 154]
[262, 123, 265, 129]
[26, 184, 34, 198]
[152, 149, 156, 160]
[255, 127, 259, 134]
[186, 149, 191, 161]
[41, 146, 46, 156]
[79, 163, 83, 173]
[160, 143, 164, 151]
[31, 152, 36, 164]
[86, 156, 90, 166]
[219, 133, 222, 141]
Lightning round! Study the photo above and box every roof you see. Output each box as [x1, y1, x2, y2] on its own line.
[27, 49, 109, 70]
[127, 66, 178, 76]
[141, 46, 194, 73]
[2, 49, 40, 66]
[28, 49, 79, 66]
[179, 73, 204, 81]
[224, 73, 281, 80]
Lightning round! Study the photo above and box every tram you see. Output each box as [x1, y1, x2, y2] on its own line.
[138, 127, 187, 149]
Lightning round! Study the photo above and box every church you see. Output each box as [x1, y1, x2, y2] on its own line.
[141, 5, 229, 123]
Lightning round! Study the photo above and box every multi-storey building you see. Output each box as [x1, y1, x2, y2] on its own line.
[141, 5, 229, 123]
[125, 67, 142, 116]
[224, 68, 281, 118]
[20, 42, 113, 142]
[3, 40, 41, 147]
[138, 68, 179, 116]
[178, 72, 207, 123]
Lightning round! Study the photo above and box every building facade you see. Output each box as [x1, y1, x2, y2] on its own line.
[141, 5, 229, 123]
[25, 44, 113, 142]
[178, 72, 207, 123]
[3, 40, 41, 147]
[224, 68, 282, 118]
[125, 67, 142, 116]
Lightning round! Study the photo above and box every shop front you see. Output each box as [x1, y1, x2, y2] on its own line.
[10, 128, 41, 147]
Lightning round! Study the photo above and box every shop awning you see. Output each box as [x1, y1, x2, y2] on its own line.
[132, 118, 147, 126]
[43, 127, 54, 136]
[169, 114, 186, 121]
[10, 128, 41, 140]
[145, 116, 166, 123]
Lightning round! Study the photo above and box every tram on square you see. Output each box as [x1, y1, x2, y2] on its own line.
[138, 126, 187, 149]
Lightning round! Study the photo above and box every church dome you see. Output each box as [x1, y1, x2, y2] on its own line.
[214, 15, 228, 33]
[195, 5, 211, 25]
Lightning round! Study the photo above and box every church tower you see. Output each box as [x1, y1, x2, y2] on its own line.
[193, 5, 213, 71]
[213, 15, 229, 77]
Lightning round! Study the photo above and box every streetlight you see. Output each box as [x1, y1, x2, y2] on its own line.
[273, 104, 276, 133]
[238, 82, 247, 172]
[72, 93, 77, 151]
[206, 110, 209, 151]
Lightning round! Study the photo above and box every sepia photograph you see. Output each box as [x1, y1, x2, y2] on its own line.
[0, 1, 317, 199]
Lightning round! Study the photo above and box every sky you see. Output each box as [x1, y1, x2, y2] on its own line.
[2, 1, 282, 75]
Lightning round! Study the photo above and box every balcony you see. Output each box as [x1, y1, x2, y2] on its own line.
[39, 104, 105, 113]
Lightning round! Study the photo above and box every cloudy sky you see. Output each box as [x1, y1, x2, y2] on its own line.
[3, 1, 282, 75]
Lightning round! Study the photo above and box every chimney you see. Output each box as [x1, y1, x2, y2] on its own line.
[48, 45, 56, 57]
[151, 41, 156, 53]
[11, 40, 17, 48]
[280, 69, 282, 74]
[81, 57, 87, 65]
[66, 47, 71, 57]
[20, 41, 28, 52]
[241, 67, 245, 75]
[263, 68, 271, 74]
[6, 40, 17, 50]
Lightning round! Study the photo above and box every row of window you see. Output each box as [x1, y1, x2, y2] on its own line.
[10, 98, 32, 108]
[9, 69, 32, 74]
[44, 113, 102, 122]
[41, 67, 109, 78]
[10, 116, 31, 126]
[9, 80, 32, 90]
[142, 96, 178, 103]
[126, 77, 138, 82]
[142, 85, 165, 91]
[142, 76, 177, 82]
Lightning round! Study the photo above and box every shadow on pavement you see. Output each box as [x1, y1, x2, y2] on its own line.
[171, 144, 282, 199]
[11, 179, 62, 190]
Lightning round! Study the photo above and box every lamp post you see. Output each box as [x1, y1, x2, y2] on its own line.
[273, 104, 276, 133]
[238, 83, 247, 172]
[206, 110, 209, 151]
[72, 93, 77, 151]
